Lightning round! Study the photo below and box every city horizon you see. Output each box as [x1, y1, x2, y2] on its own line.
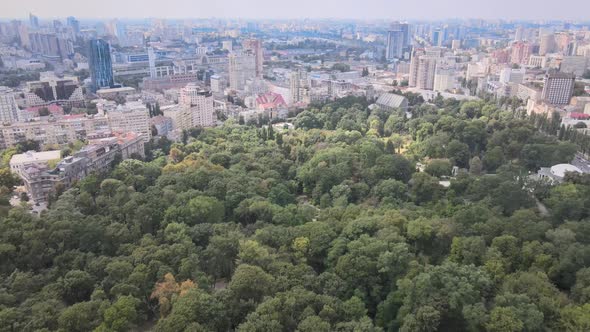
[3, 0, 590, 21]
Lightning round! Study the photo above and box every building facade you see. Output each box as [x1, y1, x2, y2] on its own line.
[0, 87, 23, 124]
[541, 71, 575, 105]
[88, 39, 115, 92]
[179, 83, 215, 129]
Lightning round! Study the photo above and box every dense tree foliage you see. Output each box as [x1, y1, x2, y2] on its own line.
[1, 96, 590, 331]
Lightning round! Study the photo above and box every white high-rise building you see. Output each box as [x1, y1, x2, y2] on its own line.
[0, 86, 22, 124]
[179, 83, 215, 129]
[409, 49, 438, 90]
[290, 67, 309, 105]
[148, 47, 156, 78]
[228, 52, 256, 91]
[242, 39, 264, 78]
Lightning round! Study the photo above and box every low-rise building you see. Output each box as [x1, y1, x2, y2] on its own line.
[9, 150, 61, 177]
[18, 132, 144, 203]
[375, 93, 409, 112]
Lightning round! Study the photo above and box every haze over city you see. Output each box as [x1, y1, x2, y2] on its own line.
[2, 1, 590, 331]
[2, 0, 590, 20]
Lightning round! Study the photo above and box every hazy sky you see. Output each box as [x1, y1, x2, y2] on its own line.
[3, 0, 590, 21]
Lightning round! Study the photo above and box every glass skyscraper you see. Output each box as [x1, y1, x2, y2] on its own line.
[88, 39, 114, 92]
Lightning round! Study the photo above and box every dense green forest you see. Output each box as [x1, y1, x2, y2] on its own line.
[2, 95, 590, 331]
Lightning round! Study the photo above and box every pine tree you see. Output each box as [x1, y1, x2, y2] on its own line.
[559, 125, 566, 140]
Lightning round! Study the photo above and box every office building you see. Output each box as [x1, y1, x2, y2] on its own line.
[542, 71, 575, 105]
[0, 87, 23, 124]
[88, 39, 115, 92]
[66, 17, 80, 35]
[29, 13, 39, 29]
[24, 73, 85, 107]
[386, 29, 404, 60]
[179, 83, 215, 129]
[242, 39, 264, 78]
[228, 52, 256, 91]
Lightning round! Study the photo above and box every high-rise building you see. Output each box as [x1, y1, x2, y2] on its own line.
[242, 39, 264, 78]
[541, 71, 575, 105]
[13, 21, 30, 49]
[148, 47, 156, 78]
[0, 86, 22, 124]
[290, 67, 309, 105]
[409, 48, 438, 90]
[511, 41, 533, 65]
[179, 83, 215, 128]
[88, 39, 115, 92]
[432, 29, 442, 47]
[29, 32, 73, 59]
[539, 34, 556, 56]
[29, 13, 39, 29]
[514, 26, 524, 42]
[228, 52, 256, 91]
[386, 29, 404, 60]
[66, 17, 80, 35]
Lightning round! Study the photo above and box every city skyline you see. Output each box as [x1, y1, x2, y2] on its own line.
[3, 0, 590, 21]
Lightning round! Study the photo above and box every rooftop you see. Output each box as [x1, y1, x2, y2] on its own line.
[376, 93, 408, 108]
[10, 150, 61, 165]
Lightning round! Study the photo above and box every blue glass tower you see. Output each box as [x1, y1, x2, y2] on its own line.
[88, 39, 114, 92]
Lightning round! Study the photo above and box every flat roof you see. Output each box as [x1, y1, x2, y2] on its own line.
[10, 150, 61, 165]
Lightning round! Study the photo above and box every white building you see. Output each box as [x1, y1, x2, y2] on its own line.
[433, 68, 456, 92]
[179, 83, 215, 129]
[0, 86, 23, 124]
[106, 101, 151, 141]
[499, 67, 526, 84]
[10, 150, 61, 177]
[228, 52, 256, 91]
